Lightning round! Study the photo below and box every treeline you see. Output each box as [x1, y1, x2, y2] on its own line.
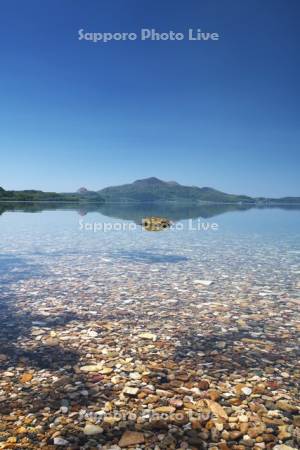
[0, 187, 104, 203]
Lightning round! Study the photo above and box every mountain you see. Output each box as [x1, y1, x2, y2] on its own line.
[77, 187, 89, 193]
[98, 177, 256, 203]
[1, 179, 299, 204]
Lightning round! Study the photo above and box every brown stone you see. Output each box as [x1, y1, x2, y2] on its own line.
[253, 383, 266, 394]
[199, 380, 210, 390]
[240, 423, 249, 433]
[52, 376, 71, 388]
[276, 400, 298, 412]
[278, 430, 291, 441]
[261, 433, 276, 442]
[205, 399, 228, 420]
[208, 389, 220, 401]
[293, 415, 300, 427]
[20, 373, 33, 383]
[219, 444, 230, 450]
[119, 431, 145, 447]
[248, 426, 265, 438]
[154, 406, 176, 413]
[230, 431, 243, 440]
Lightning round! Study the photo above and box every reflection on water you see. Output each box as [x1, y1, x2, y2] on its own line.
[1, 200, 300, 222]
[0, 202, 299, 286]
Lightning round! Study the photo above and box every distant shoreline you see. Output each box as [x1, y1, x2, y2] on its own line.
[1, 200, 300, 206]
[1, 178, 299, 205]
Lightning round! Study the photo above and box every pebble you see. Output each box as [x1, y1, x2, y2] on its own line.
[123, 386, 139, 396]
[118, 431, 145, 447]
[80, 364, 103, 372]
[53, 437, 69, 445]
[138, 332, 157, 340]
[154, 406, 176, 413]
[20, 373, 33, 383]
[241, 387, 252, 396]
[83, 423, 104, 435]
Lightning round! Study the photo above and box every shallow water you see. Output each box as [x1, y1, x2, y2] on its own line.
[1, 204, 300, 448]
[0, 204, 299, 320]
[0, 204, 300, 288]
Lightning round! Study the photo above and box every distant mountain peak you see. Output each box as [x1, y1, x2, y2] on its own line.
[98, 177, 256, 203]
[133, 177, 182, 187]
[77, 187, 89, 193]
[133, 177, 165, 186]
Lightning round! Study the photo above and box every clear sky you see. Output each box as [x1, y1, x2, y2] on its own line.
[0, 0, 299, 196]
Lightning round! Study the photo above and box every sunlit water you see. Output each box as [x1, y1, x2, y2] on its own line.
[0, 205, 299, 299]
[1, 204, 300, 449]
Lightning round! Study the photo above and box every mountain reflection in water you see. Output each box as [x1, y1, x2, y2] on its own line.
[1, 201, 299, 223]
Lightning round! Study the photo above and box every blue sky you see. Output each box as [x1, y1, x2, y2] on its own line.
[0, 0, 299, 196]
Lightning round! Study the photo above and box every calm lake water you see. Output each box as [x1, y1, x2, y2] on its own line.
[0, 203, 300, 292]
[1, 203, 300, 449]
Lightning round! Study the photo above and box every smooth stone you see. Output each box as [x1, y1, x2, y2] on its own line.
[138, 332, 157, 340]
[80, 364, 103, 373]
[154, 406, 176, 413]
[198, 380, 210, 390]
[276, 400, 298, 412]
[241, 387, 252, 396]
[129, 372, 142, 380]
[119, 431, 145, 447]
[83, 423, 104, 435]
[293, 415, 300, 427]
[20, 373, 33, 383]
[53, 437, 69, 445]
[101, 367, 114, 374]
[123, 386, 139, 396]
[238, 415, 249, 423]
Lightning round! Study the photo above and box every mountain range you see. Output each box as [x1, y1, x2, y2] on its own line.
[95, 177, 299, 204]
[96, 177, 254, 203]
[0, 178, 299, 204]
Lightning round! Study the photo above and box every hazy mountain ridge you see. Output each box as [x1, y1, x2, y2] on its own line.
[97, 177, 285, 204]
[1, 178, 299, 204]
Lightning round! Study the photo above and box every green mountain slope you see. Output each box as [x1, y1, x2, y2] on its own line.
[1, 179, 299, 204]
[98, 177, 255, 203]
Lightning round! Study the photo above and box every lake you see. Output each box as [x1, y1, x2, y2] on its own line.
[0, 203, 300, 448]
